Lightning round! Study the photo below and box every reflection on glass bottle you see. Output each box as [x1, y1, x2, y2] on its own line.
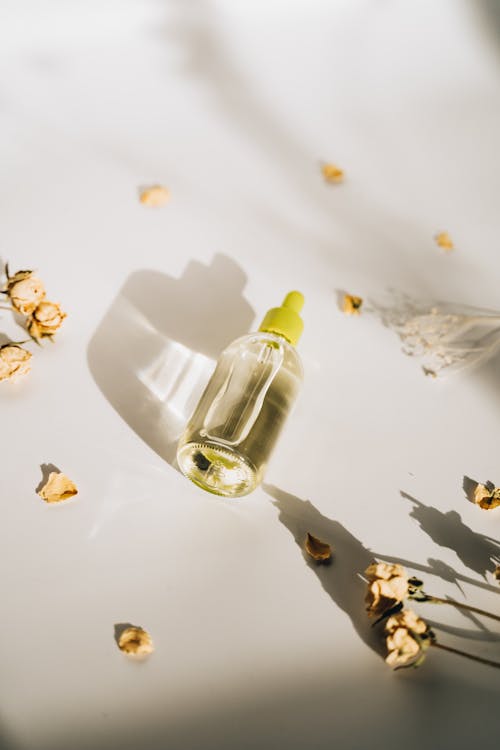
[177, 292, 305, 497]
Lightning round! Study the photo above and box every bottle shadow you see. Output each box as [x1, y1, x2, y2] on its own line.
[87, 255, 255, 466]
[401, 491, 500, 579]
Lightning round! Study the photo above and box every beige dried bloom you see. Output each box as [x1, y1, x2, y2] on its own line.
[0, 343, 32, 382]
[435, 232, 454, 251]
[5, 269, 46, 315]
[117, 626, 154, 656]
[28, 300, 66, 340]
[305, 532, 332, 563]
[473, 483, 500, 510]
[343, 294, 363, 315]
[38, 472, 78, 503]
[139, 185, 170, 207]
[384, 609, 431, 669]
[365, 562, 409, 618]
[321, 163, 344, 184]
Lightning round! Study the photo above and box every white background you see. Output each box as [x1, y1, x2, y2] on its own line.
[1, 1, 500, 748]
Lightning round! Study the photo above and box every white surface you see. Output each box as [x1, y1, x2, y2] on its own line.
[1, 1, 500, 748]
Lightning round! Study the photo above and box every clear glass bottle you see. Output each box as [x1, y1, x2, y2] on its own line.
[177, 292, 305, 497]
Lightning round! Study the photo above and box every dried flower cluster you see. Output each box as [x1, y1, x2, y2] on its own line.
[473, 483, 500, 511]
[0, 264, 67, 382]
[3, 266, 66, 342]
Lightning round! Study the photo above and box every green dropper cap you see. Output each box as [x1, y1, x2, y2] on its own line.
[258, 291, 305, 346]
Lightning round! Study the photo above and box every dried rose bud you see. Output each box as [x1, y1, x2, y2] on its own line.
[435, 232, 454, 251]
[38, 472, 78, 503]
[117, 626, 154, 656]
[305, 532, 332, 563]
[473, 483, 500, 511]
[139, 185, 170, 206]
[384, 609, 431, 669]
[5, 269, 46, 315]
[28, 300, 66, 340]
[342, 294, 363, 315]
[0, 343, 32, 382]
[365, 562, 410, 618]
[321, 163, 344, 184]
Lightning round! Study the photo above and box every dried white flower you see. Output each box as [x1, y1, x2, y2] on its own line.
[5, 269, 46, 315]
[0, 343, 32, 382]
[28, 300, 66, 340]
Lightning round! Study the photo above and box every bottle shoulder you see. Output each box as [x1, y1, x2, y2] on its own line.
[222, 331, 304, 378]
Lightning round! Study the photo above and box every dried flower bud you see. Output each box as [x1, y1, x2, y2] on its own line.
[38, 472, 78, 503]
[342, 294, 363, 315]
[435, 232, 454, 251]
[321, 163, 344, 183]
[473, 483, 500, 511]
[139, 185, 170, 206]
[0, 343, 32, 382]
[117, 626, 154, 656]
[28, 300, 66, 340]
[365, 562, 409, 618]
[384, 609, 431, 669]
[305, 532, 332, 563]
[5, 269, 46, 315]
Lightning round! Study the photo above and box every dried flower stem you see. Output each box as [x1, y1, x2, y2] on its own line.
[432, 641, 500, 669]
[426, 595, 500, 623]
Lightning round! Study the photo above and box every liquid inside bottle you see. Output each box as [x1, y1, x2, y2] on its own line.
[177, 331, 303, 497]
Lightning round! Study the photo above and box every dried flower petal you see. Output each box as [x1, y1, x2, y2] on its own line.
[321, 163, 344, 184]
[139, 185, 170, 207]
[117, 626, 154, 656]
[365, 563, 406, 582]
[38, 472, 78, 503]
[342, 294, 363, 315]
[0, 344, 32, 382]
[28, 300, 66, 340]
[305, 532, 332, 563]
[435, 232, 454, 251]
[5, 270, 46, 315]
[473, 483, 500, 510]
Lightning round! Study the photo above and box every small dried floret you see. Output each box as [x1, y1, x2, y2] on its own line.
[384, 609, 431, 669]
[139, 185, 170, 206]
[4, 269, 46, 315]
[342, 294, 363, 315]
[28, 300, 66, 340]
[435, 232, 454, 251]
[38, 472, 78, 503]
[0, 343, 32, 382]
[321, 163, 344, 183]
[473, 483, 500, 510]
[117, 626, 154, 656]
[365, 562, 409, 618]
[305, 532, 332, 563]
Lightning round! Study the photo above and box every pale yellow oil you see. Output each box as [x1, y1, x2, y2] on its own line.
[177, 332, 303, 497]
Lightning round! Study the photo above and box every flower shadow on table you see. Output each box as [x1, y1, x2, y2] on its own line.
[87, 255, 254, 467]
[401, 491, 500, 579]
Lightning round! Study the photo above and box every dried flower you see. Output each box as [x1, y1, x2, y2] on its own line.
[0, 343, 32, 382]
[305, 532, 332, 563]
[365, 562, 409, 618]
[4, 269, 46, 315]
[117, 626, 154, 656]
[343, 294, 363, 315]
[28, 300, 66, 340]
[473, 483, 500, 510]
[495, 565, 500, 584]
[38, 472, 78, 503]
[435, 232, 454, 251]
[321, 163, 344, 184]
[139, 185, 170, 206]
[384, 609, 432, 669]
